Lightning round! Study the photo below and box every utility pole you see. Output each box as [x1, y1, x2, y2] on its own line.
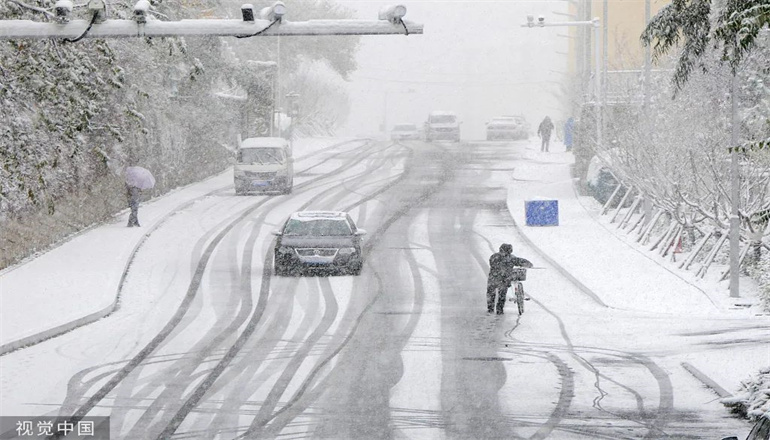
[602, 0, 608, 105]
[522, 15, 602, 153]
[642, 0, 653, 225]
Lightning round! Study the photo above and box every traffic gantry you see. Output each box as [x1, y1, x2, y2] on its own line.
[0, 2, 422, 39]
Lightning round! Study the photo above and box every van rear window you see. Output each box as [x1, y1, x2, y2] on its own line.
[239, 148, 285, 164]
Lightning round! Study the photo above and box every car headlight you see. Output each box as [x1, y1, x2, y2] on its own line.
[277, 246, 294, 254]
[338, 247, 356, 255]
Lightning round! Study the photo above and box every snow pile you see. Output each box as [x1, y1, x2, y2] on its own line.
[722, 366, 770, 421]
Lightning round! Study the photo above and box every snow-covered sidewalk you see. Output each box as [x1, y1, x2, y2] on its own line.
[506, 146, 769, 401]
[507, 149, 729, 316]
[0, 137, 353, 354]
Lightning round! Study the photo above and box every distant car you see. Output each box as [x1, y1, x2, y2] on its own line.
[425, 111, 460, 142]
[390, 123, 421, 141]
[486, 120, 520, 140]
[722, 412, 770, 440]
[234, 137, 293, 195]
[487, 116, 529, 140]
[272, 211, 366, 276]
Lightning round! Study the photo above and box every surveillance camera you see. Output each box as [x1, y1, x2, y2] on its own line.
[54, 0, 73, 23]
[87, 0, 106, 22]
[272, 1, 286, 19]
[133, 0, 150, 23]
[378, 4, 407, 24]
[259, 1, 286, 21]
[241, 3, 255, 21]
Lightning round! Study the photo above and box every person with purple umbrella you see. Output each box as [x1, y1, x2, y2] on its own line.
[124, 166, 155, 227]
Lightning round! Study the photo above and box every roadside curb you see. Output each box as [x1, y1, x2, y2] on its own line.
[682, 362, 733, 398]
[505, 191, 610, 308]
[0, 191, 214, 356]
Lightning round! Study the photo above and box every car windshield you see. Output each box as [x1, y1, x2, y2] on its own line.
[239, 148, 285, 165]
[283, 219, 352, 236]
[430, 115, 456, 124]
[394, 124, 416, 131]
[490, 124, 517, 130]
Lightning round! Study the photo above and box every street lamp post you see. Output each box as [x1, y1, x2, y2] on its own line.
[521, 15, 602, 152]
[285, 91, 300, 138]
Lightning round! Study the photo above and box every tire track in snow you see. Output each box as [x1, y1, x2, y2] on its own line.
[55, 140, 388, 428]
[149, 141, 409, 438]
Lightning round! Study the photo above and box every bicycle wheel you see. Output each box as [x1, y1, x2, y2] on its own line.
[515, 283, 525, 315]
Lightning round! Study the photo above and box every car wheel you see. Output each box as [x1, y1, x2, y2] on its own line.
[349, 262, 362, 276]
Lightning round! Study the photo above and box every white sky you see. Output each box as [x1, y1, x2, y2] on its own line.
[340, 1, 571, 138]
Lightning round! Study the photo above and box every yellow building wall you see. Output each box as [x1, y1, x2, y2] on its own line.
[568, 0, 667, 73]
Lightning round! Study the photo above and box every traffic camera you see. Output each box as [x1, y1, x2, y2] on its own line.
[241, 3, 255, 21]
[133, 0, 150, 23]
[378, 4, 406, 24]
[87, 0, 106, 23]
[54, 0, 73, 23]
[259, 1, 286, 22]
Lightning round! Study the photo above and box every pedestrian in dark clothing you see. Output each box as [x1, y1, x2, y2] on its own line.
[537, 116, 555, 152]
[486, 243, 533, 314]
[564, 117, 575, 152]
[127, 185, 142, 227]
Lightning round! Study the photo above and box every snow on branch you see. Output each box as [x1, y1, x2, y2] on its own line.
[5, 0, 55, 19]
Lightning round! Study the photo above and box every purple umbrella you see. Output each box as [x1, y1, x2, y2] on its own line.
[124, 166, 156, 190]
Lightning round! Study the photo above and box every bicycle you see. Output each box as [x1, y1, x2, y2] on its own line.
[508, 267, 528, 315]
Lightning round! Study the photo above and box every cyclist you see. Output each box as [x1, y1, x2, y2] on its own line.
[487, 243, 533, 315]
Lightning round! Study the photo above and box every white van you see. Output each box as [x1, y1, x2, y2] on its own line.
[425, 111, 461, 142]
[234, 137, 294, 195]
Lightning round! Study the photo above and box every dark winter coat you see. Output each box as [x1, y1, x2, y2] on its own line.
[538, 118, 555, 138]
[127, 185, 141, 207]
[488, 251, 533, 286]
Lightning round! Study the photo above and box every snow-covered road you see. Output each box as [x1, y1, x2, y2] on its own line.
[1, 138, 766, 439]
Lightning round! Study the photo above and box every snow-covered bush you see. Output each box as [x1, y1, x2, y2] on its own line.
[722, 367, 770, 421]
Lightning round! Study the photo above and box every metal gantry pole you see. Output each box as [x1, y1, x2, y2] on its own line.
[593, 18, 602, 152]
[0, 19, 424, 39]
[520, 16, 603, 153]
[602, 0, 609, 106]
